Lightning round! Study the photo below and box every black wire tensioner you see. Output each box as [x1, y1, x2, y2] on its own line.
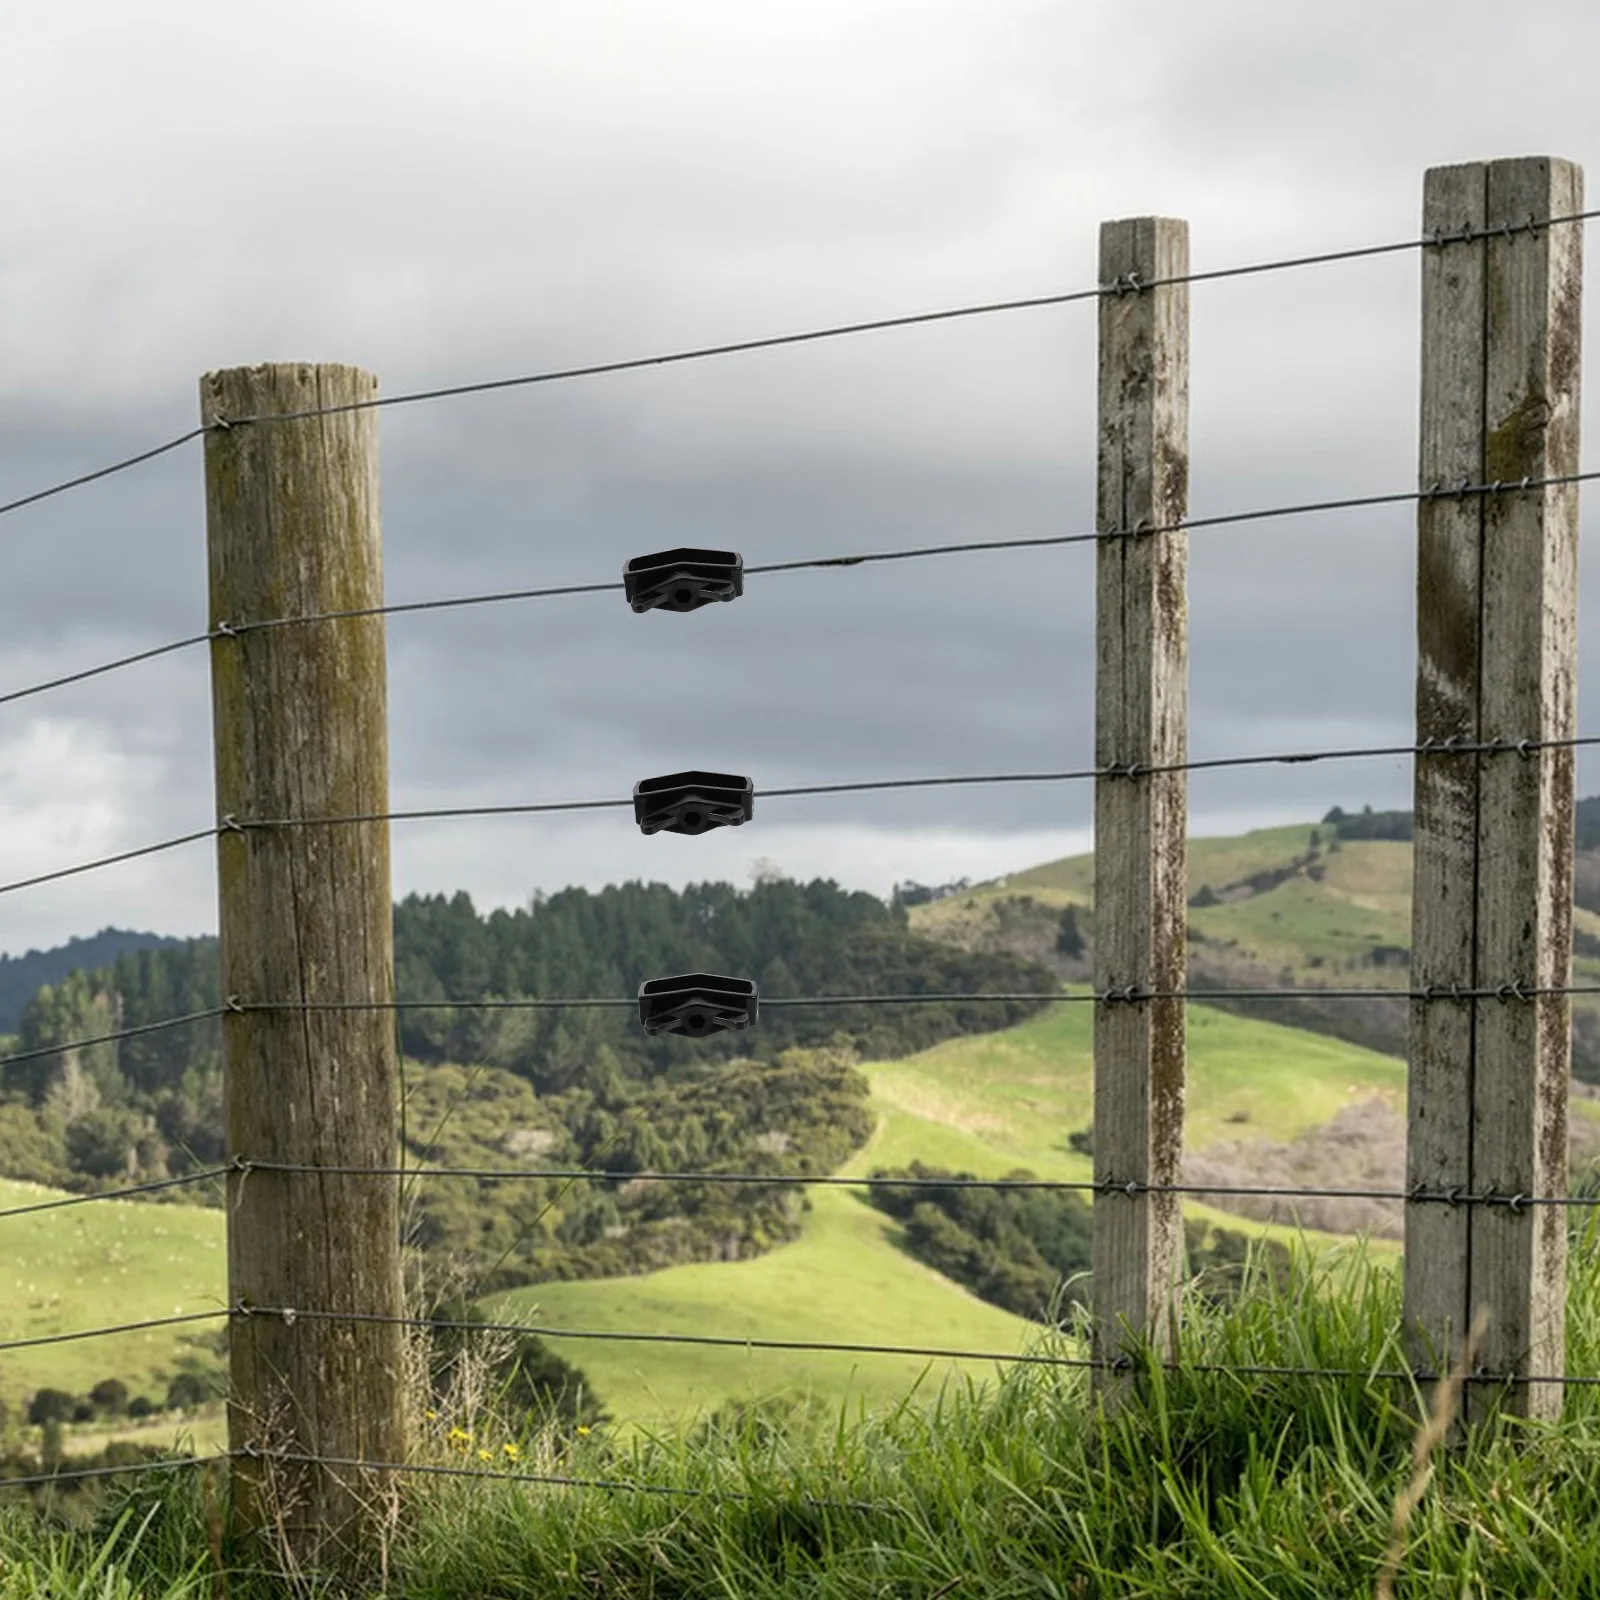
[637, 973, 759, 1036]
[624, 548, 744, 613]
[634, 771, 754, 836]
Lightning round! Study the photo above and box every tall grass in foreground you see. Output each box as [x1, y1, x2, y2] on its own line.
[5, 1215, 1600, 1599]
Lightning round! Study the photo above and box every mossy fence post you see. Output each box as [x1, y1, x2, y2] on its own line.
[1091, 216, 1190, 1402]
[201, 363, 408, 1585]
[1407, 156, 1583, 1427]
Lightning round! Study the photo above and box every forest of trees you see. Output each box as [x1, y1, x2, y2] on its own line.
[0, 876, 1059, 1292]
[866, 1162, 1291, 1324]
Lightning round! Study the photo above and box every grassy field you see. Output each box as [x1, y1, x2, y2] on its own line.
[13, 1228, 1600, 1600]
[13, 813, 1597, 1462]
[860, 988, 1408, 1156]
[911, 817, 1600, 998]
[0, 990, 1418, 1461]
[504, 1179, 1038, 1429]
[0, 1180, 228, 1450]
[506, 997, 1404, 1427]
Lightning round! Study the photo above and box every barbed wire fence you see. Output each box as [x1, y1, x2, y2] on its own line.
[0, 155, 1591, 1588]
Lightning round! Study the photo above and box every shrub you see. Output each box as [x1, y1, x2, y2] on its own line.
[89, 1377, 129, 1415]
[165, 1373, 209, 1412]
[25, 1388, 75, 1426]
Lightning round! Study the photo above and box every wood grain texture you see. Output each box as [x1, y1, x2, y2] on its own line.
[1091, 217, 1189, 1396]
[1408, 159, 1582, 1425]
[201, 364, 406, 1584]
[1407, 160, 1487, 1395]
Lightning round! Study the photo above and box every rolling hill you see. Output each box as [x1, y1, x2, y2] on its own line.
[11, 806, 1600, 1462]
[907, 814, 1600, 1079]
[1, 994, 1426, 1460]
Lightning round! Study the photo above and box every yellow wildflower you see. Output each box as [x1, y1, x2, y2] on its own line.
[576, 1425, 591, 1436]
[503, 1443, 520, 1460]
[478, 1449, 492, 1463]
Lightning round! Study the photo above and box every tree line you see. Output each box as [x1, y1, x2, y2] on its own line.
[0, 876, 1059, 1283]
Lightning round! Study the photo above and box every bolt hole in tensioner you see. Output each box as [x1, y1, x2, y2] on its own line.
[624, 548, 761, 1038]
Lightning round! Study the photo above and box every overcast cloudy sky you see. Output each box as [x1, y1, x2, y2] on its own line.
[2, 0, 1599, 957]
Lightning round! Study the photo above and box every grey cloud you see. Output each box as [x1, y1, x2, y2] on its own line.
[2, 0, 1599, 957]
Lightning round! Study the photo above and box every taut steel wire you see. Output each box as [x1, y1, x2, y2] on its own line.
[5, 465, 1596, 711]
[3, 206, 1593, 523]
[5, 728, 1598, 900]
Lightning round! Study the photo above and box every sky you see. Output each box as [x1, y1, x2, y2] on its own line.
[2, 0, 1600, 956]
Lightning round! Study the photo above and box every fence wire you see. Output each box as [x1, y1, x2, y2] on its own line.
[2, 970, 1596, 1102]
[0, 1310, 228, 1353]
[0, 1006, 226, 1072]
[0, 1445, 884, 1509]
[224, 1157, 1600, 1211]
[219, 734, 1600, 832]
[7, 463, 1598, 715]
[6, 1297, 1598, 1390]
[0, 1165, 230, 1220]
[5, 1146, 1600, 1228]
[8, 726, 1600, 901]
[0, 1453, 227, 1495]
[7, 203, 1594, 528]
[224, 982, 1600, 1017]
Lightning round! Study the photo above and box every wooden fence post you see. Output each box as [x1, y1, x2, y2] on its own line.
[202, 363, 407, 1583]
[1407, 157, 1583, 1426]
[1091, 217, 1190, 1400]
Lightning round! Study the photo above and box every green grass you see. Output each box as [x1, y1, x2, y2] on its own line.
[908, 821, 1419, 985]
[0, 1180, 228, 1424]
[11, 1217, 1600, 1599]
[864, 991, 1407, 1157]
[1, 994, 1408, 1458]
[0, 992, 1408, 1433]
[488, 996, 1402, 1429]
[914, 821, 1600, 999]
[913, 821, 1328, 919]
[499, 1180, 1040, 1431]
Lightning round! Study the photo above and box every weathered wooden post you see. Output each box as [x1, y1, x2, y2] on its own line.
[1407, 157, 1582, 1426]
[1091, 217, 1190, 1400]
[202, 364, 408, 1582]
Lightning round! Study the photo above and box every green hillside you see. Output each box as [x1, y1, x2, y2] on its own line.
[909, 817, 1600, 1079]
[914, 816, 1600, 980]
[13, 814, 1600, 1465]
[862, 987, 1406, 1156]
[911, 820, 1409, 952]
[501, 1180, 1036, 1429]
[1, 996, 1411, 1460]
[379, 999, 1411, 1429]
[0, 1178, 228, 1456]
